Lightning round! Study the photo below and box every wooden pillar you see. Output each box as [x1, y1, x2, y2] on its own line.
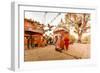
[30, 35, 32, 48]
[27, 36, 30, 49]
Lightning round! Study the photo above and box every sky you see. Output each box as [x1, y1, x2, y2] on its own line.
[25, 11, 65, 26]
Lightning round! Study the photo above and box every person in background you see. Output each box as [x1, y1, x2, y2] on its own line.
[55, 34, 64, 53]
[63, 31, 69, 50]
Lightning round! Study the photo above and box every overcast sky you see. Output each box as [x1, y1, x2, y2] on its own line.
[25, 11, 65, 26]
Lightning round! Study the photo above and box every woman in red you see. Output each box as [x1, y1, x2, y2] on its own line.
[55, 34, 64, 53]
[64, 32, 69, 50]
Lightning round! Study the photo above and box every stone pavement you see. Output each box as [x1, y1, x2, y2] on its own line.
[24, 43, 90, 61]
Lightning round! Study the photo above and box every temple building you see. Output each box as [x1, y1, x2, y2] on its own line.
[24, 18, 47, 49]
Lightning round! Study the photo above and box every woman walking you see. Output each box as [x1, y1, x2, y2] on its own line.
[55, 34, 64, 53]
[64, 32, 69, 50]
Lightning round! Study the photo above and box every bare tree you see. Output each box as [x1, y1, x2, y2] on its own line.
[65, 13, 90, 43]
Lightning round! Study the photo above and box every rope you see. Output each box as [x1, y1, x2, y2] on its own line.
[49, 13, 61, 24]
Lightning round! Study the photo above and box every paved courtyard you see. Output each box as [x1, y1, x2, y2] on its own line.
[24, 43, 90, 61]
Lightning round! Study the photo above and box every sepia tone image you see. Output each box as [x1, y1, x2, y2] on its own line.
[24, 11, 90, 61]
